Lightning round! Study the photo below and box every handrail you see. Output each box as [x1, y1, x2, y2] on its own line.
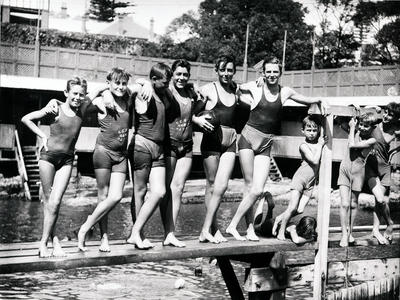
[14, 129, 31, 201]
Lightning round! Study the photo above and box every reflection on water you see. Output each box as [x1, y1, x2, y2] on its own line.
[0, 199, 399, 299]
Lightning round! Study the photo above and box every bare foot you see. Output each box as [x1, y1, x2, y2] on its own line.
[276, 232, 286, 241]
[77, 226, 88, 252]
[127, 234, 152, 249]
[246, 227, 259, 241]
[225, 227, 246, 241]
[348, 234, 355, 244]
[272, 215, 282, 236]
[339, 235, 348, 247]
[52, 236, 66, 257]
[384, 225, 393, 243]
[214, 230, 228, 243]
[163, 233, 186, 247]
[199, 230, 219, 243]
[38, 243, 52, 258]
[99, 235, 111, 252]
[372, 230, 389, 245]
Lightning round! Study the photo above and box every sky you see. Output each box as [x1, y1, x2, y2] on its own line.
[41, 0, 322, 35]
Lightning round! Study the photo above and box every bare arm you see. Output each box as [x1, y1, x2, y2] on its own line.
[285, 87, 329, 115]
[348, 118, 376, 149]
[21, 107, 52, 151]
[286, 225, 312, 245]
[299, 138, 326, 166]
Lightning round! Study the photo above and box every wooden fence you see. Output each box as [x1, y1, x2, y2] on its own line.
[1, 42, 399, 97]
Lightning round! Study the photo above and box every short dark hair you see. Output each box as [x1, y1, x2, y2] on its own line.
[150, 62, 172, 80]
[296, 216, 317, 241]
[214, 55, 236, 73]
[386, 102, 400, 121]
[358, 111, 378, 127]
[66, 76, 87, 92]
[302, 115, 322, 130]
[262, 56, 282, 73]
[106, 67, 131, 82]
[171, 59, 191, 74]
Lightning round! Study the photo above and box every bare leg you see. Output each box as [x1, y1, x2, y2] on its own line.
[78, 170, 125, 252]
[128, 166, 166, 249]
[276, 190, 301, 241]
[369, 177, 390, 244]
[226, 153, 271, 241]
[39, 162, 72, 257]
[199, 152, 235, 243]
[339, 185, 352, 247]
[162, 156, 191, 247]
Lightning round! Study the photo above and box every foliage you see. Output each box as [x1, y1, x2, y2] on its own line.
[88, 0, 131, 22]
[164, 0, 315, 70]
[1, 23, 149, 54]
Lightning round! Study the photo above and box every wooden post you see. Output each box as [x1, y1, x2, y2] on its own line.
[217, 257, 245, 300]
[309, 103, 333, 300]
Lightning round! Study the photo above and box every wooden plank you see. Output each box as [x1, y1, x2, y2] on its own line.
[314, 114, 334, 299]
[0, 233, 398, 274]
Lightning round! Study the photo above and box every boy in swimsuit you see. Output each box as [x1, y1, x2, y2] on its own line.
[337, 112, 377, 247]
[272, 115, 326, 240]
[365, 102, 400, 244]
[21, 77, 107, 257]
[255, 192, 317, 245]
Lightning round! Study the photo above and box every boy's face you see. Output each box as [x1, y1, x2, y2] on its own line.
[263, 64, 281, 85]
[358, 121, 373, 136]
[382, 109, 395, 124]
[109, 77, 128, 97]
[217, 62, 235, 85]
[172, 66, 190, 89]
[152, 74, 170, 91]
[64, 84, 86, 108]
[302, 123, 319, 141]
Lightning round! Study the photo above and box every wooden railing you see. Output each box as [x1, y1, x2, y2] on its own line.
[14, 129, 31, 201]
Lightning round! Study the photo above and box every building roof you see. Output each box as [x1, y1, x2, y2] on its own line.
[99, 16, 151, 40]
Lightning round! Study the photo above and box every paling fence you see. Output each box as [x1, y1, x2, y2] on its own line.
[1, 42, 399, 96]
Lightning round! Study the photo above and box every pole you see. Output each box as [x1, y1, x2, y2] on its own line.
[33, 1, 42, 77]
[311, 31, 316, 96]
[282, 30, 287, 73]
[313, 112, 333, 300]
[243, 23, 250, 83]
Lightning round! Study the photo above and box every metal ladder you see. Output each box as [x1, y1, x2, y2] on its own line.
[268, 156, 283, 182]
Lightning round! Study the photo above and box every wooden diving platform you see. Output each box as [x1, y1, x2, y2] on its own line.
[1, 232, 398, 275]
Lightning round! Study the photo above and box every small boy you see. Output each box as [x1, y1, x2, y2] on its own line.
[254, 192, 317, 244]
[338, 112, 377, 247]
[273, 115, 326, 241]
[365, 102, 400, 244]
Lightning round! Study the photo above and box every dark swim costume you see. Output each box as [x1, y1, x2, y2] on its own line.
[133, 93, 167, 170]
[39, 102, 82, 169]
[165, 85, 195, 159]
[365, 126, 391, 187]
[247, 86, 282, 135]
[238, 86, 283, 155]
[290, 143, 318, 195]
[93, 103, 131, 173]
[338, 133, 373, 192]
[237, 124, 274, 156]
[200, 83, 237, 157]
[40, 150, 74, 170]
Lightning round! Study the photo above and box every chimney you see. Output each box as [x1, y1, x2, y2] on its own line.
[149, 18, 154, 42]
[60, 2, 68, 19]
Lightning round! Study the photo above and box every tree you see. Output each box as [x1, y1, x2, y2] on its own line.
[352, 1, 400, 65]
[163, 0, 314, 71]
[314, 0, 360, 68]
[88, 0, 131, 22]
